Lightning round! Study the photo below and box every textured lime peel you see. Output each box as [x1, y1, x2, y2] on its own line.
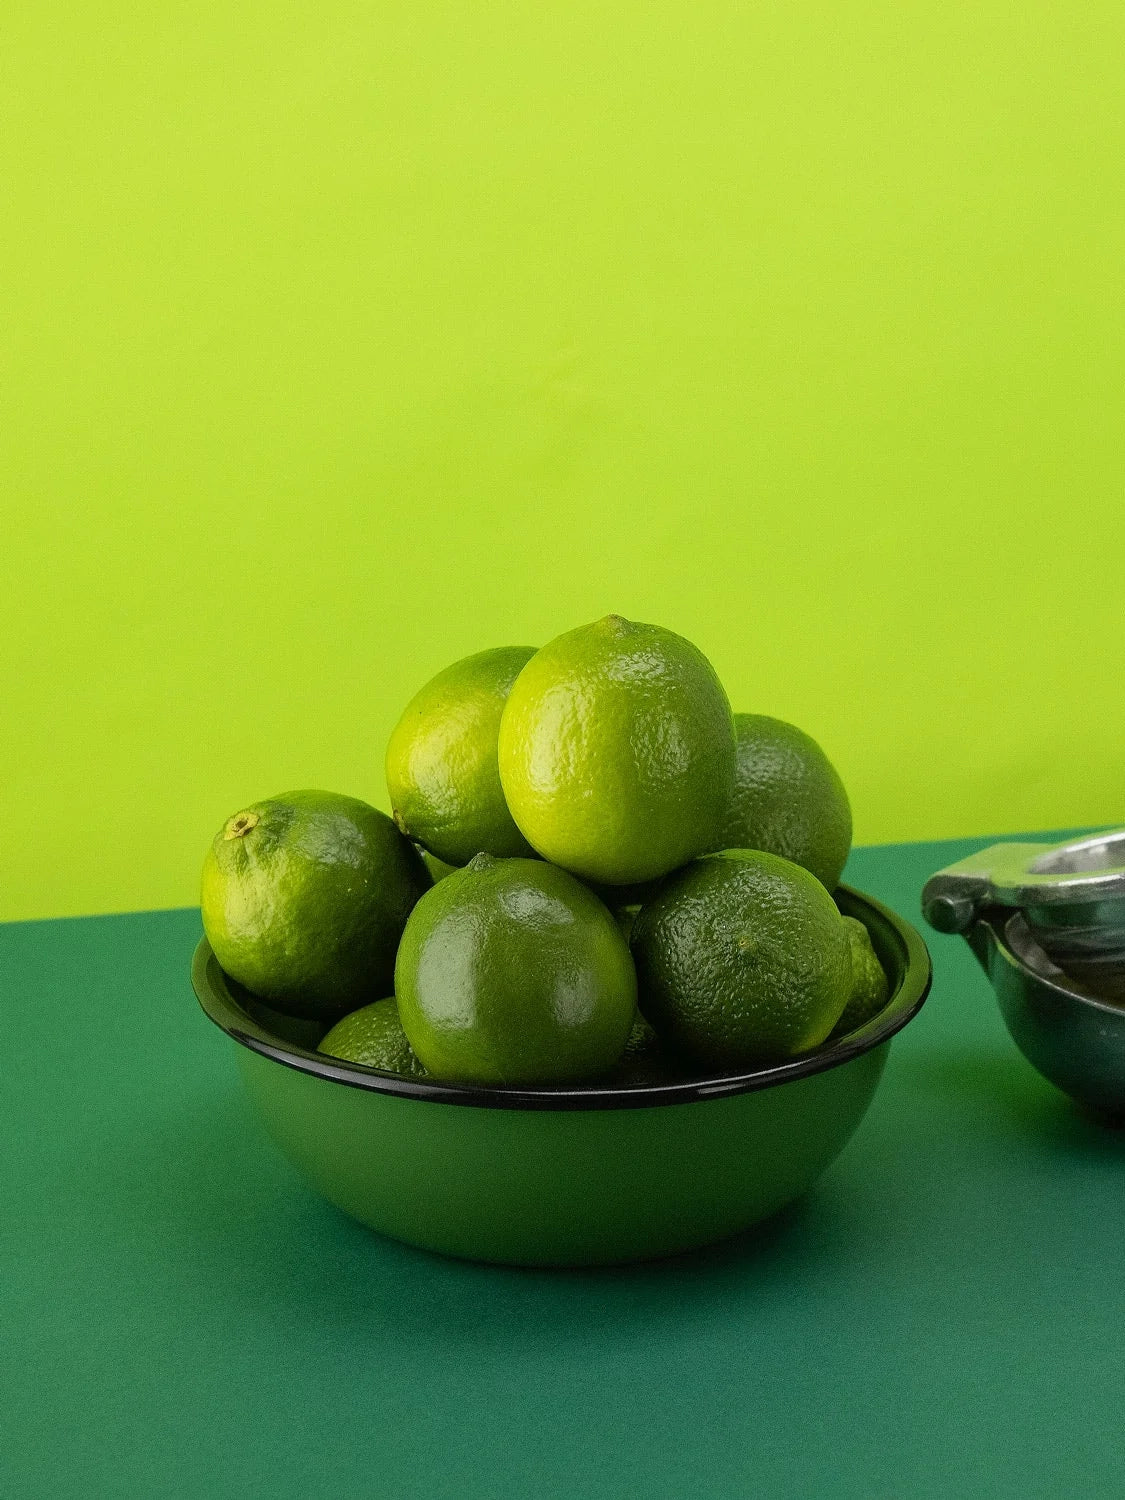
[498, 616, 736, 885]
[202, 790, 431, 1018]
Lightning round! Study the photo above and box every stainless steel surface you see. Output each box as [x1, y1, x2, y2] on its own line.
[923, 831, 1125, 1115]
[922, 828, 1125, 990]
[965, 911, 1125, 1117]
[922, 828, 1125, 925]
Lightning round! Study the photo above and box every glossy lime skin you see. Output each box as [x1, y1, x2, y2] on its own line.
[318, 998, 428, 1078]
[201, 790, 430, 1019]
[396, 855, 637, 1085]
[498, 616, 737, 886]
[386, 646, 537, 866]
[632, 849, 852, 1067]
[831, 915, 891, 1037]
[719, 714, 852, 891]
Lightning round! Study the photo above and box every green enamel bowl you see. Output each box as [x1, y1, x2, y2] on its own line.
[191, 885, 930, 1267]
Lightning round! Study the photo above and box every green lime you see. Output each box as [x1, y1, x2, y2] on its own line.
[318, 997, 428, 1077]
[576, 875, 664, 943]
[395, 853, 636, 1085]
[831, 915, 891, 1037]
[201, 790, 430, 1019]
[417, 846, 458, 883]
[498, 615, 736, 885]
[718, 714, 852, 890]
[386, 646, 537, 866]
[631, 849, 853, 1068]
[612, 903, 642, 944]
[600, 1014, 682, 1087]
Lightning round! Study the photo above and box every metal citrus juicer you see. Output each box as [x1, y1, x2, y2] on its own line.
[922, 828, 1125, 1117]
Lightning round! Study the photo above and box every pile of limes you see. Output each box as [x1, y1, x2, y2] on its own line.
[201, 615, 888, 1087]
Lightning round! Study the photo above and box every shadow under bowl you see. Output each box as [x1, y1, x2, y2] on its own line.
[191, 884, 931, 1267]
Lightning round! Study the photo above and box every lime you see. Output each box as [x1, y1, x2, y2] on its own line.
[612, 903, 642, 944]
[417, 846, 458, 883]
[201, 790, 430, 1018]
[831, 915, 891, 1037]
[631, 848, 853, 1067]
[718, 714, 852, 890]
[386, 646, 536, 866]
[498, 615, 736, 885]
[395, 853, 636, 1085]
[577, 874, 664, 943]
[600, 1014, 681, 1087]
[318, 997, 428, 1077]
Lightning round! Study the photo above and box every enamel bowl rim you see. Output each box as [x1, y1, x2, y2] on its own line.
[191, 882, 931, 1112]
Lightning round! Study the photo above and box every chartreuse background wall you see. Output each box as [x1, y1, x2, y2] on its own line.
[3, 3, 1124, 922]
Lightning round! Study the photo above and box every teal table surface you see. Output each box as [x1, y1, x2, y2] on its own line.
[3, 834, 1123, 1499]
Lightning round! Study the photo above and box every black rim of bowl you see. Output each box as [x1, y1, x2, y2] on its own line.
[191, 883, 932, 1111]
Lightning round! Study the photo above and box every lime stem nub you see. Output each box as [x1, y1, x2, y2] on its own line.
[223, 811, 260, 840]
